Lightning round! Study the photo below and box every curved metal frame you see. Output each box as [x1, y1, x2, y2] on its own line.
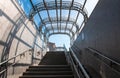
[30, 1, 88, 20]
[48, 32, 72, 39]
[47, 28, 74, 36]
[29, 1, 88, 41]
[39, 17, 79, 33]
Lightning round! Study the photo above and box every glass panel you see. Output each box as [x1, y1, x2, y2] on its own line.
[49, 10, 56, 18]
[18, 0, 99, 40]
[46, 32, 49, 37]
[72, 26, 76, 33]
[32, 0, 43, 5]
[74, 34, 77, 40]
[70, 10, 78, 20]
[67, 24, 72, 29]
[62, 10, 69, 19]
[46, 24, 52, 28]
[61, 30, 65, 32]
[52, 23, 57, 29]
[66, 30, 69, 34]
[49, 30, 54, 34]
[54, 30, 58, 33]
[58, 23, 61, 29]
[58, 9, 60, 18]
[45, 0, 55, 2]
[17, 0, 32, 17]
[74, 0, 85, 5]
[63, 0, 72, 1]
[33, 14, 41, 28]
[84, 0, 99, 17]
[61, 23, 66, 29]
[42, 26, 46, 33]
[40, 11, 48, 19]
[69, 32, 72, 37]
[47, 26, 52, 30]
[76, 13, 84, 27]
[79, 23, 85, 33]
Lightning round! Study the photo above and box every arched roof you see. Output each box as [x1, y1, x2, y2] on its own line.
[18, 0, 99, 39]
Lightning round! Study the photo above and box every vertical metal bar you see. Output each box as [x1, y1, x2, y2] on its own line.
[65, 0, 74, 32]
[12, 0, 25, 18]
[30, 0, 43, 23]
[60, 0, 62, 32]
[33, 20, 47, 36]
[32, 20, 39, 31]
[82, 0, 87, 10]
[32, 21, 45, 38]
[70, 0, 87, 35]
[55, 0, 59, 32]
[30, 0, 47, 31]
[30, 0, 49, 34]
[43, 0, 54, 33]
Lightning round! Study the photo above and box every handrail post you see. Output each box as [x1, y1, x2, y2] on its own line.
[31, 48, 34, 65]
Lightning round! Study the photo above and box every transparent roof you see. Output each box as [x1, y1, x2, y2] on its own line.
[17, 0, 99, 38]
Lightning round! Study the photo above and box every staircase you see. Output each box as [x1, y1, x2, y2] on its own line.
[19, 52, 74, 78]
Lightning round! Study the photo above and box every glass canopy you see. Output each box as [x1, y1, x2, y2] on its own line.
[17, 0, 99, 39]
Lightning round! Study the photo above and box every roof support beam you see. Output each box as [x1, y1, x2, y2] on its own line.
[82, 0, 87, 10]
[30, 0, 48, 33]
[60, 0, 62, 32]
[44, 27, 75, 38]
[43, 0, 54, 33]
[70, 0, 87, 34]
[65, 0, 74, 32]
[30, 1, 88, 22]
[48, 32, 72, 39]
[55, 0, 59, 32]
[39, 17, 79, 33]
[29, 1, 88, 40]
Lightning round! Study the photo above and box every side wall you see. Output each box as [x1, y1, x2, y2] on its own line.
[72, 0, 120, 78]
[0, 0, 45, 77]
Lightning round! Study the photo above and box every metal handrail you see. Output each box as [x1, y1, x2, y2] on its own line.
[0, 49, 33, 75]
[70, 48, 90, 78]
[86, 47, 120, 67]
[0, 49, 32, 66]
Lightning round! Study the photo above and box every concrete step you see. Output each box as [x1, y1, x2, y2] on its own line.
[39, 52, 67, 65]
[19, 75, 74, 78]
[29, 65, 70, 68]
[19, 52, 74, 78]
[23, 71, 73, 75]
[26, 68, 72, 71]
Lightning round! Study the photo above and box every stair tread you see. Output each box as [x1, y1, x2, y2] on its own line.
[24, 71, 72, 73]
[23, 71, 73, 75]
[39, 52, 67, 65]
[26, 68, 72, 71]
[29, 65, 70, 68]
[20, 75, 74, 77]
[19, 52, 74, 78]
[29, 66, 70, 69]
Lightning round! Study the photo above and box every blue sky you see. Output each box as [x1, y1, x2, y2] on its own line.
[49, 34, 70, 50]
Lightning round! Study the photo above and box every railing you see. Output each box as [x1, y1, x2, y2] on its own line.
[63, 44, 90, 78]
[86, 47, 120, 73]
[69, 48, 90, 78]
[0, 49, 33, 77]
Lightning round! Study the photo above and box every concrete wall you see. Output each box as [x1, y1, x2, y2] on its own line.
[72, 0, 120, 78]
[0, 0, 45, 78]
